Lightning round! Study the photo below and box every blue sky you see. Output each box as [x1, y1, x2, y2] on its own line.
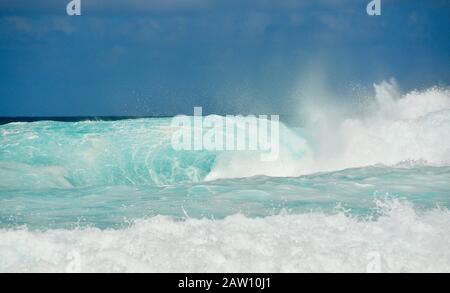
[0, 0, 449, 116]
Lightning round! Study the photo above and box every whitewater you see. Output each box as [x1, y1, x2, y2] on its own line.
[0, 80, 449, 272]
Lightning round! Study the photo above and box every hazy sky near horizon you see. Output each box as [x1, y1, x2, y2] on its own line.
[0, 0, 449, 116]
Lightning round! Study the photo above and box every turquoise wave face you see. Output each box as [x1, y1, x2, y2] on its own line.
[0, 119, 217, 187]
[1, 118, 450, 230]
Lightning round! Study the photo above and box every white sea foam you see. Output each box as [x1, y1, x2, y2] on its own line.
[1, 200, 449, 273]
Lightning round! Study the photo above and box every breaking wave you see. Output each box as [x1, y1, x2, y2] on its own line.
[1, 80, 449, 186]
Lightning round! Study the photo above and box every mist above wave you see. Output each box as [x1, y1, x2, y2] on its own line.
[208, 79, 450, 180]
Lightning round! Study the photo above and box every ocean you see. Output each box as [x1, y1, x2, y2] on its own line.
[0, 82, 449, 272]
